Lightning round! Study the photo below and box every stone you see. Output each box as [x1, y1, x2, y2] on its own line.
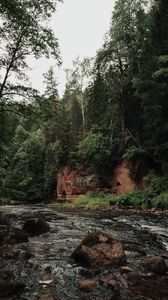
[9, 229, 29, 243]
[143, 256, 168, 275]
[23, 219, 50, 236]
[120, 266, 134, 274]
[79, 279, 97, 291]
[39, 293, 55, 300]
[3, 248, 32, 260]
[0, 271, 25, 298]
[124, 271, 142, 286]
[71, 231, 126, 267]
[100, 273, 128, 289]
[79, 267, 100, 278]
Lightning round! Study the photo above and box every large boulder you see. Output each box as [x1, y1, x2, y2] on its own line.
[143, 256, 168, 275]
[71, 231, 126, 267]
[23, 219, 50, 236]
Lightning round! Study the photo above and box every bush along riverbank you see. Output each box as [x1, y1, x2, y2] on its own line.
[58, 176, 168, 212]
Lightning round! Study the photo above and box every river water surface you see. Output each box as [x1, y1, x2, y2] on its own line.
[0, 205, 168, 300]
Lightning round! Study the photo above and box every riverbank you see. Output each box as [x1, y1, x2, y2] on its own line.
[50, 202, 168, 217]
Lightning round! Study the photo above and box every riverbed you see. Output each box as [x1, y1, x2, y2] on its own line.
[0, 204, 168, 300]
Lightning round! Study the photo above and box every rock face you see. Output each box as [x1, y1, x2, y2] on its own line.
[57, 161, 150, 200]
[71, 231, 126, 267]
[111, 163, 136, 194]
[57, 165, 112, 201]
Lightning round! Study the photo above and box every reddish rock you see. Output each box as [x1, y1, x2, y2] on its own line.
[111, 163, 136, 194]
[39, 293, 55, 300]
[71, 231, 126, 267]
[143, 256, 168, 275]
[79, 279, 97, 291]
[57, 160, 150, 200]
[57, 165, 112, 201]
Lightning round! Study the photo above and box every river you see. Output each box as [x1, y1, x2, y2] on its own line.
[0, 204, 168, 300]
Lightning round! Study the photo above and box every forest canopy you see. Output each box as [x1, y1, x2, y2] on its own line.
[0, 0, 167, 202]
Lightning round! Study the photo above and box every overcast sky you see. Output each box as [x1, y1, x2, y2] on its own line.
[29, 0, 115, 95]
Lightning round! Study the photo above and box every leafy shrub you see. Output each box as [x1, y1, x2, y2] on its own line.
[117, 190, 148, 208]
[152, 192, 168, 210]
[86, 191, 106, 199]
[148, 176, 168, 196]
[123, 147, 148, 164]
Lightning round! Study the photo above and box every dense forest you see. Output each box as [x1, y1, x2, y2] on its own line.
[0, 0, 168, 204]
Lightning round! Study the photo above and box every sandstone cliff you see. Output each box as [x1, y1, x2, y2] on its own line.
[57, 161, 150, 201]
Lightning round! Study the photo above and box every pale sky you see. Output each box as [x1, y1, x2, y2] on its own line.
[29, 0, 115, 95]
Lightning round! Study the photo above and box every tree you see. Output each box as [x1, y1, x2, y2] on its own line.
[95, 0, 149, 146]
[4, 124, 45, 201]
[65, 57, 92, 134]
[0, 0, 61, 104]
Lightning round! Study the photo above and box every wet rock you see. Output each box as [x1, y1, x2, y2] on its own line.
[79, 279, 97, 291]
[120, 266, 134, 274]
[100, 273, 128, 289]
[144, 256, 168, 275]
[39, 293, 55, 300]
[79, 267, 100, 278]
[23, 219, 50, 236]
[0, 271, 25, 298]
[9, 228, 29, 243]
[0, 228, 28, 244]
[130, 276, 168, 300]
[2, 248, 32, 260]
[124, 271, 142, 286]
[71, 230, 126, 267]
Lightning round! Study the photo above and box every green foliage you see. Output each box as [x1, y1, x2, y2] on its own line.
[44, 141, 62, 199]
[148, 176, 168, 197]
[116, 190, 148, 208]
[123, 147, 148, 164]
[78, 132, 111, 170]
[5, 128, 45, 201]
[152, 192, 168, 210]
[0, 0, 60, 103]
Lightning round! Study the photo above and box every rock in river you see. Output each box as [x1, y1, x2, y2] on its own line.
[23, 218, 50, 236]
[144, 256, 168, 275]
[71, 230, 126, 267]
[0, 271, 25, 298]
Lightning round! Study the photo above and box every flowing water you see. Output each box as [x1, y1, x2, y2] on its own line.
[0, 204, 168, 300]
